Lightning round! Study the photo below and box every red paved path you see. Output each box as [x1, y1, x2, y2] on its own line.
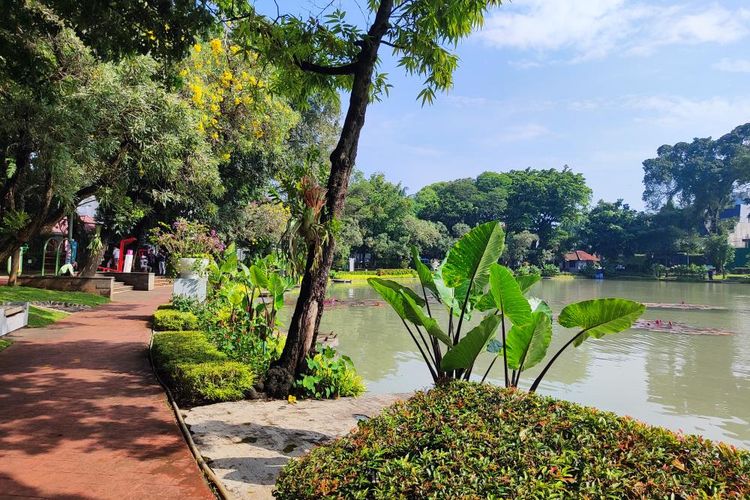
[0, 288, 214, 499]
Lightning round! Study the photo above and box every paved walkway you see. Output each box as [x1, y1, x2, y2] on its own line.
[0, 288, 214, 499]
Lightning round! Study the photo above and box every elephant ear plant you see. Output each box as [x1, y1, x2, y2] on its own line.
[369, 221, 645, 391]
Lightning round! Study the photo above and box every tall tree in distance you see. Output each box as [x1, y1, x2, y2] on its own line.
[219, 0, 504, 394]
[643, 123, 750, 234]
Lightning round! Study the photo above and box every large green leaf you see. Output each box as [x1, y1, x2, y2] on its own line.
[489, 263, 532, 326]
[249, 264, 269, 289]
[442, 221, 505, 301]
[441, 314, 501, 371]
[368, 278, 424, 324]
[411, 246, 438, 300]
[368, 277, 425, 307]
[528, 297, 553, 320]
[400, 291, 451, 346]
[219, 243, 238, 274]
[558, 298, 645, 346]
[505, 310, 552, 371]
[433, 266, 458, 312]
[516, 274, 541, 294]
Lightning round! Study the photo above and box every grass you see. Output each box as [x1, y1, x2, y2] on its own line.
[276, 382, 750, 499]
[27, 306, 69, 328]
[0, 285, 108, 307]
[0, 338, 11, 352]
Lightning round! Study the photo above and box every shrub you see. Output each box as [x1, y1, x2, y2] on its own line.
[295, 346, 365, 399]
[540, 263, 559, 277]
[151, 330, 253, 404]
[152, 309, 199, 331]
[275, 382, 750, 499]
[515, 264, 541, 277]
[173, 361, 254, 402]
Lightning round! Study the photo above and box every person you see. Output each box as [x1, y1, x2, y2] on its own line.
[112, 246, 120, 270]
[139, 252, 149, 272]
[59, 262, 76, 276]
[157, 250, 167, 276]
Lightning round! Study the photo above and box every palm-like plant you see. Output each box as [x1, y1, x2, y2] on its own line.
[369, 221, 645, 391]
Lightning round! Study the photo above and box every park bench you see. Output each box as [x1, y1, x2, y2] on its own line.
[1, 302, 29, 336]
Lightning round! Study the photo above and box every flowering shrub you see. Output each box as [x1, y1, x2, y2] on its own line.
[149, 218, 224, 258]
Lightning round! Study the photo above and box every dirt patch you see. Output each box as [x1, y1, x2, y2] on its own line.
[184, 393, 406, 499]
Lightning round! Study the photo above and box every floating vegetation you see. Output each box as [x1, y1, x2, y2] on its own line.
[633, 319, 732, 336]
[644, 302, 727, 311]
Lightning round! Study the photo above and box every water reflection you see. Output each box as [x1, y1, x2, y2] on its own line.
[281, 279, 750, 448]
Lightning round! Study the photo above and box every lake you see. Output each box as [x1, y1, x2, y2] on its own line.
[285, 279, 750, 449]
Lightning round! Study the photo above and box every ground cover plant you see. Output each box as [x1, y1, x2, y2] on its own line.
[295, 345, 365, 399]
[151, 330, 253, 404]
[369, 221, 645, 390]
[275, 381, 750, 499]
[0, 286, 108, 307]
[0, 339, 11, 352]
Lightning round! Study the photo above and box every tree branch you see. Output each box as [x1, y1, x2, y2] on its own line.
[296, 59, 358, 75]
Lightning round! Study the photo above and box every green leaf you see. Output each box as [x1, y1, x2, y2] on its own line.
[368, 278, 422, 323]
[505, 311, 552, 371]
[442, 221, 505, 302]
[441, 314, 501, 371]
[400, 291, 451, 347]
[489, 264, 532, 326]
[558, 298, 645, 347]
[249, 265, 269, 289]
[474, 292, 495, 312]
[528, 297, 553, 320]
[219, 243, 238, 273]
[368, 277, 425, 307]
[516, 274, 541, 294]
[411, 246, 438, 299]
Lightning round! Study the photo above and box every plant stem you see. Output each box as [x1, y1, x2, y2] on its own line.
[401, 319, 438, 381]
[529, 330, 586, 393]
[480, 356, 498, 383]
[501, 315, 509, 387]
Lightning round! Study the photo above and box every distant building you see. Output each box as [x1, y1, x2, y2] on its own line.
[723, 198, 750, 249]
[563, 250, 600, 272]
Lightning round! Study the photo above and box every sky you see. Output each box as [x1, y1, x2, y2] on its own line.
[261, 0, 750, 209]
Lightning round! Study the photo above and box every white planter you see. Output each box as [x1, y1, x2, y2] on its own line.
[176, 257, 208, 279]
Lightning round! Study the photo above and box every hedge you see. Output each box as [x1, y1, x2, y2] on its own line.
[152, 309, 199, 331]
[275, 382, 750, 499]
[151, 330, 253, 404]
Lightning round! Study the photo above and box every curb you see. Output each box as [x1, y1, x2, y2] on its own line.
[148, 330, 233, 500]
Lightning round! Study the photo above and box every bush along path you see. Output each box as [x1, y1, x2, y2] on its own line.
[0, 287, 214, 499]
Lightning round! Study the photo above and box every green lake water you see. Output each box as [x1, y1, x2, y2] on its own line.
[283, 279, 750, 448]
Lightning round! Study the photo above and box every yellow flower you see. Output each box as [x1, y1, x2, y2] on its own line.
[220, 70, 233, 87]
[221, 152, 231, 161]
[287, 395, 297, 404]
[197, 121, 204, 133]
[179, 69, 188, 77]
[234, 97, 241, 105]
[194, 43, 202, 52]
[230, 45, 240, 54]
[190, 83, 204, 106]
[211, 131, 219, 140]
[209, 38, 223, 54]
[210, 103, 220, 113]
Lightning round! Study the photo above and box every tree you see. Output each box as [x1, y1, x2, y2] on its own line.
[704, 233, 735, 277]
[580, 200, 640, 262]
[220, 0, 504, 392]
[504, 167, 591, 246]
[503, 231, 539, 268]
[643, 123, 750, 234]
[0, 5, 218, 279]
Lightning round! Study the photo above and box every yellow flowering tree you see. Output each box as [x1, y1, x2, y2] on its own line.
[180, 37, 299, 161]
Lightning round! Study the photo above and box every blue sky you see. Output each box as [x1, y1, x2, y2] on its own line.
[262, 1, 750, 209]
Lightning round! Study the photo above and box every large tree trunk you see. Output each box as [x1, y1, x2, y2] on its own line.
[266, 0, 393, 397]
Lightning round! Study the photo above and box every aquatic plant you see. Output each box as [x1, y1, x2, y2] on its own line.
[369, 221, 645, 391]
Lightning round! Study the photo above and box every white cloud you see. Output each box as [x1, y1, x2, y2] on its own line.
[714, 57, 750, 73]
[479, 1, 750, 62]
